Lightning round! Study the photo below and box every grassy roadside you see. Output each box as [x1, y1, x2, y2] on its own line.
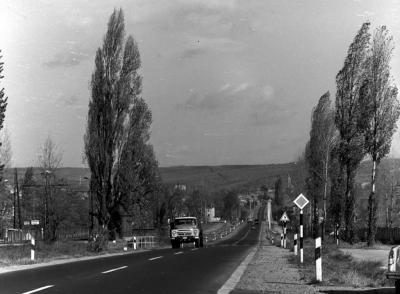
[0, 239, 163, 267]
[285, 237, 393, 288]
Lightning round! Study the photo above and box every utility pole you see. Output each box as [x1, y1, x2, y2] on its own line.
[13, 170, 16, 229]
[16, 169, 21, 229]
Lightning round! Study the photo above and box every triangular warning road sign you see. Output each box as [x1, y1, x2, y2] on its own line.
[280, 211, 290, 222]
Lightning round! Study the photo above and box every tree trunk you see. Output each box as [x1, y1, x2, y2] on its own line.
[322, 149, 329, 241]
[367, 160, 378, 246]
[344, 167, 355, 244]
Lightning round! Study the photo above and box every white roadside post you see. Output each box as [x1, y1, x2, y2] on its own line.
[30, 237, 35, 261]
[293, 194, 309, 264]
[280, 233, 283, 247]
[300, 209, 304, 263]
[133, 236, 137, 250]
[294, 234, 298, 256]
[279, 212, 290, 249]
[315, 237, 322, 281]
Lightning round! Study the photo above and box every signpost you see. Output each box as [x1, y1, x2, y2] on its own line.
[293, 194, 309, 264]
[280, 212, 290, 249]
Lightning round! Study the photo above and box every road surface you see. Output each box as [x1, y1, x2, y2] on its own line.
[0, 209, 264, 294]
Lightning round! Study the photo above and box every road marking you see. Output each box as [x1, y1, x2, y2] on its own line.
[149, 256, 163, 261]
[101, 266, 127, 274]
[218, 221, 264, 294]
[22, 285, 54, 294]
[174, 251, 183, 255]
[217, 247, 257, 294]
[190, 248, 198, 251]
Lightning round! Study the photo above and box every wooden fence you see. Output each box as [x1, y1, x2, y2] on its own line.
[356, 227, 400, 243]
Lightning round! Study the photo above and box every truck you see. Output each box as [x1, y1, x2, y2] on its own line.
[169, 217, 204, 249]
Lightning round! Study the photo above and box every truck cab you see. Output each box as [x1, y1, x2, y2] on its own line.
[170, 217, 203, 249]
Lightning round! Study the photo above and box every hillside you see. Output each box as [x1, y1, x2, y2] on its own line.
[4, 158, 399, 193]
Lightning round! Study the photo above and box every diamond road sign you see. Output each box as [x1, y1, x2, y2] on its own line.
[293, 193, 309, 210]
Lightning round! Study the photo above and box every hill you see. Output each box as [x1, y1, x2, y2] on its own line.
[4, 158, 399, 193]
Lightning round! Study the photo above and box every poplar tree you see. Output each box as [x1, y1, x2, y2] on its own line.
[85, 9, 158, 243]
[360, 26, 400, 246]
[335, 22, 371, 243]
[0, 51, 8, 179]
[307, 92, 335, 238]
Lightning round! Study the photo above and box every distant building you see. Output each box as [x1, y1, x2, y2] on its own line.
[205, 207, 220, 222]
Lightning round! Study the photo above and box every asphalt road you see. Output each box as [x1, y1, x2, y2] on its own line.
[0, 210, 264, 294]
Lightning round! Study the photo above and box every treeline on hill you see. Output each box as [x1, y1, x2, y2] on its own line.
[298, 23, 400, 246]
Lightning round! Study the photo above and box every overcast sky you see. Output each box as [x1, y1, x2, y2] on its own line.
[1, 0, 399, 167]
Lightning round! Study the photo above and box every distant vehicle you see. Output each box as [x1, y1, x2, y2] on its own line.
[170, 217, 203, 249]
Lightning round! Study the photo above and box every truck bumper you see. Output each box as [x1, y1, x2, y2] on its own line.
[171, 236, 199, 243]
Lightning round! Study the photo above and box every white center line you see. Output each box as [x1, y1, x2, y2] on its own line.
[190, 248, 198, 251]
[101, 266, 128, 274]
[22, 285, 54, 294]
[148, 256, 163, 261]
[174, 251, 183, 255]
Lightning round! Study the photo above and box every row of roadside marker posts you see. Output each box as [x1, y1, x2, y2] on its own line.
[278, 194, 322, 282]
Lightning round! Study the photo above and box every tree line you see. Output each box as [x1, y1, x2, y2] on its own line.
[304, 22, 399, 245]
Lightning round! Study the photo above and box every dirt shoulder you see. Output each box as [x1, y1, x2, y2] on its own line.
[234, 221, 320, 294]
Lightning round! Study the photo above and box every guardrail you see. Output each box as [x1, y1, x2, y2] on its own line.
[125, 235, 158, 250]
[203, 221, 244, 243]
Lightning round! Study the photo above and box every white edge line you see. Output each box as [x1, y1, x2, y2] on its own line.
[22, 285, 54, 294]
[218, 221, 264, 294]
[217, 247, 257, 294]
[190, 248, 198, 251]
[101, 265, 127, 274]
[174, 251, 183, 255]
[149, 256, 163, 261]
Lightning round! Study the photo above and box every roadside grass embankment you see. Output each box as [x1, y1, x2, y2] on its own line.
[0, 240, 130, 267]
[268, 229, 393, 288]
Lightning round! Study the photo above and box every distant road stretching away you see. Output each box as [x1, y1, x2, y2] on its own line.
[0, 208, 265, 294]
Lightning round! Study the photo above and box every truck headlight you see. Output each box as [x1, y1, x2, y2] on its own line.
[171, 230, 178, 238]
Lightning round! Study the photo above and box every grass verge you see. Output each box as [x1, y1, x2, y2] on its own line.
[0, 239, 152, 267]
[282, 237, 393, 288]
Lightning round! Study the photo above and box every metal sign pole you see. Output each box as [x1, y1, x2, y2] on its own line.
[300, 209, 304, 263]
[283, 221, 287, 248]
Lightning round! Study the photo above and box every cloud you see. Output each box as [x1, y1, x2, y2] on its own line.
[43, 50, 90, 68]
[176, 82, 297, 126]
[179, 47, 208, 60]
[177, 82, 275, 112]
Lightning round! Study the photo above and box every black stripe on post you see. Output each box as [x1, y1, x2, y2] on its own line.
[299, 237, 303, 249]
[315, 246, 321, 260]
[294, 238, 297, 246]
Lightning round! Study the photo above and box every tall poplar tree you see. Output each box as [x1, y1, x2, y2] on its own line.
[359, 26, 400, 246]
[307, 92, 335, 238]
[0, 51, 8, 179]
[335, 22, 371, 243]
[85, 9, 158, 243]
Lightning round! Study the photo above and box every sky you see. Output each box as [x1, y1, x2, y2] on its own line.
[0, 0, 399, 167]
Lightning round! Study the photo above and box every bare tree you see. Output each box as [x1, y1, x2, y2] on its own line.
[37, 136, 63, 241]
[359, 26, 400, 246]
[38, 135, 62, 172]
[335, 22, 371, 243]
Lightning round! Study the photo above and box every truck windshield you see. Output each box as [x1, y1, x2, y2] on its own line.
[174, 219, 196, 226]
